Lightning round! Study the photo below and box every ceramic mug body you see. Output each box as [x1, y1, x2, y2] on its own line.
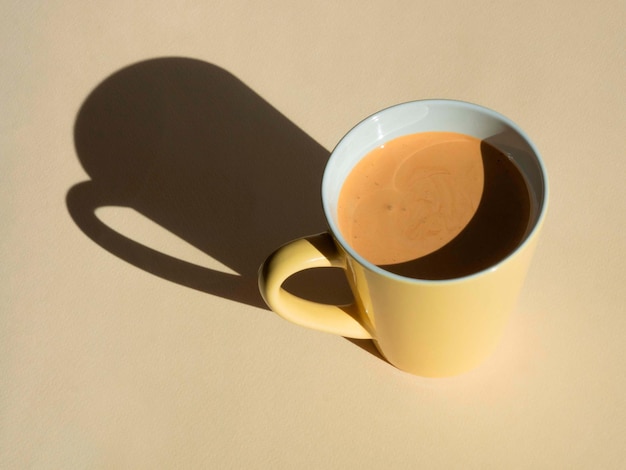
[259, 100, 548, 377]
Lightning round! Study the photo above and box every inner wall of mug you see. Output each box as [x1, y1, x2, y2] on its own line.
[322, 99, 548, 280]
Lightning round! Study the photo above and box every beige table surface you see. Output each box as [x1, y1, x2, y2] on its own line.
[2, 1, 625, 468]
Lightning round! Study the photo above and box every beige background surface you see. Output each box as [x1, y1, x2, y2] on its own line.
[2, 1, 625, 468]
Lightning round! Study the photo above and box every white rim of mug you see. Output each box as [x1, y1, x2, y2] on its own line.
[322, 99, 550, 285]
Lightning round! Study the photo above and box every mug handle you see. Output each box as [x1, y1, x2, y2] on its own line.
[258, 232, 373, 339]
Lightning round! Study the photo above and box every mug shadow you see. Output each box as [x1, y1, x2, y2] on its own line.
[66, 57, 383, 360]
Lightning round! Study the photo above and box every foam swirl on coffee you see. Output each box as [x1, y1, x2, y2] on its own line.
[338, 132, 484, 265]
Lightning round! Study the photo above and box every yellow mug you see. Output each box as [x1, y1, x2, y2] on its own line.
[258, 100, 548, 377]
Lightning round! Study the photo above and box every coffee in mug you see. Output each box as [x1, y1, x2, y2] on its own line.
[259, 100, 548, 377]
[337, 131, 532, 279]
